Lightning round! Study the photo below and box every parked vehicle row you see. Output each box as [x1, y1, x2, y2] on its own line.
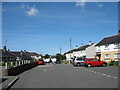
[37, 59, 61, 65]
[72, 57, 107, 68]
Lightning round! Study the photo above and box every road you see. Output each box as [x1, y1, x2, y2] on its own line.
[11, 64, 118, 88]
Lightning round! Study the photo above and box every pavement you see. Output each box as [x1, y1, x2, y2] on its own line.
[10, 64, 118, 88]
[0, 66, 19, 90]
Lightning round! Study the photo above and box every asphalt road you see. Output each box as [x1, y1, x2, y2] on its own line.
[11, 64, 118, 88]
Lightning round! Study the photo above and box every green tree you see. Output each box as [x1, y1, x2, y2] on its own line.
[56, 53, 66, 60]
[44, 54, 50, 59]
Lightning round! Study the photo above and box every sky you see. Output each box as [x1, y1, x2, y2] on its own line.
[2, 2, 118, 55]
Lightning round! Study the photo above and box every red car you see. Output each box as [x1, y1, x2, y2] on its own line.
[38, 60, 45, 65]
[84, 58, 107, 67]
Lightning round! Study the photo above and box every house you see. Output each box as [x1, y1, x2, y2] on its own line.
[11, 50, 32, 60]
[95, 35, 120, 62]
[0, 46, 16, 62]
[26, 51, 42, 60]
[64, 41, 97, 60]
[22, 50, 42, 60]
[50, 56, 57, 63]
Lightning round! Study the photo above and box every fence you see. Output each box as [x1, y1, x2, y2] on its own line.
[4, 60, 35, 69]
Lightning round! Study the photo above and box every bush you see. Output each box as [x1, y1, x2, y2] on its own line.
[108, 61, 118, 66]
[61, 60, 69, 64]
[0, 62, 5, 66]
[30, 60, 37, 63]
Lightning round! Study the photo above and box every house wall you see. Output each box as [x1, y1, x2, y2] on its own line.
[65, 53, 74, 60]
[101, 51, 120, 62]
[85, 44, 96, 58]
[31, 56, 41, 60]
[96, 44, 120, 52]
[51, 58, 57, 62]
[96, 43, 120, 62]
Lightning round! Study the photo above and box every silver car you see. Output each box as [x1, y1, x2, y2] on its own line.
[72, 57, 85, 66]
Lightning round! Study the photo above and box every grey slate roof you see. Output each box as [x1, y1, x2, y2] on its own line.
[0, 49, 16, 58]
[64, 44, 93, 54]
[11, 51, 32, 60]
[95, 35, 120, 46]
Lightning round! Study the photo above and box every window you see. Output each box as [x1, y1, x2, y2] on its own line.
[114, 53, 120, 59]
[114, 43, 120, 49]
[105, 54, 110, 59]
[105, 45, 109, 48]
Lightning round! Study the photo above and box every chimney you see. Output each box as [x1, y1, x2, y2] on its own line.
[118, 30, 120, 36]
[89, 41, 92, 45]
[81, 43, 84, 46]
[21, 50, 23, 55]
[8, 49, 10, 52]
[24, 50, 27, 53]
[3, 46, 7, 52]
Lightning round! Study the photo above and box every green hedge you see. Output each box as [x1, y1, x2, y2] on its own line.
[107, 61, 118, 66]
[0, 62, 5, 66]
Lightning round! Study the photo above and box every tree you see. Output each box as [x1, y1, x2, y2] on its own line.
[56, 53, 66, 60]
[44, 54, 50, 59]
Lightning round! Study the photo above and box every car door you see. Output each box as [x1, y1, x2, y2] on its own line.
[89, 59, 95, 66]
[94, 59, 101, 66]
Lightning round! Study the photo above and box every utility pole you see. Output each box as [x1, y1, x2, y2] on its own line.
[60, 47, 62, 61]
[5, 40, 7, 47]
[70, 37, 72, 64]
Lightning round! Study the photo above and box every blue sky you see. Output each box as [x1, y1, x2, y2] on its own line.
[2, 2, 118, 55]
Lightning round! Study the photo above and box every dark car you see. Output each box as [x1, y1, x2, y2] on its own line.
[55, 60, 61, 64]
[38, 60, 45, 65]
[84, 58, 107, 67]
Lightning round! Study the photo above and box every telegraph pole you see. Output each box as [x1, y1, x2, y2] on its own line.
[70, 37, 72, 64]
[60, 47, 62, 61]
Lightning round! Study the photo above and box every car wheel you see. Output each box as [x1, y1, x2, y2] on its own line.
[88, 64, 91, 68]
[102, 63, 106, 67]
[77, 63, 81, 67]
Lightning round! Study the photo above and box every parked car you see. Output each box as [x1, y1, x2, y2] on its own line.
[38, 60, 45, 65]
[72, 57, 85, 66]
[55, 60, 61, 64]
[84, 58, 107, 67]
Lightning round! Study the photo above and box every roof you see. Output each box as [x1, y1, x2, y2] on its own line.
[0, 50, 16, 58]
[26, 52, 41, 56]
[11, 51, 32, 60]
[96, 35, 120, 46]
[64, 44, 93, 54]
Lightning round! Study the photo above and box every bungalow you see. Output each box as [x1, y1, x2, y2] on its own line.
[26, 51, 42, 60]
[11, 50, 32, 60]
[0, 46, 16, 62]
[95, 35, 120, 62]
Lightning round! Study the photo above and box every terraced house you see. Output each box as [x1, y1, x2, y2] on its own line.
[64, 41, 97, 60]
[95, 34, 120, 62]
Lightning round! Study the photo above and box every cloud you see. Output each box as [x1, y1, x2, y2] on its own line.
[76, 0, 88, 7]
[18, 4, 39, 16]
[26, 6, 39, 16]
[98, 4, 103, 8]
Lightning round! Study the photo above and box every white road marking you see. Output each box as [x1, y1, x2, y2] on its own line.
[112, 76, 118, 79]
[102, 74, 106, 76]
[106, 75, 112, 77]
[44, 70, 47, 72]
[79, 67, 118, 79]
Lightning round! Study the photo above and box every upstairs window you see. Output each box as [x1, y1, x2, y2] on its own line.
[114, 43, 120, 49]
[104, 44, 109, 50]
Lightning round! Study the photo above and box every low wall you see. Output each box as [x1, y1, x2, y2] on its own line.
[7, 62, 37, 76]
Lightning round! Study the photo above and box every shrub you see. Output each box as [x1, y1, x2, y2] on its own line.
[0, 62, 5, 66]
[108, 61, 118, 66]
